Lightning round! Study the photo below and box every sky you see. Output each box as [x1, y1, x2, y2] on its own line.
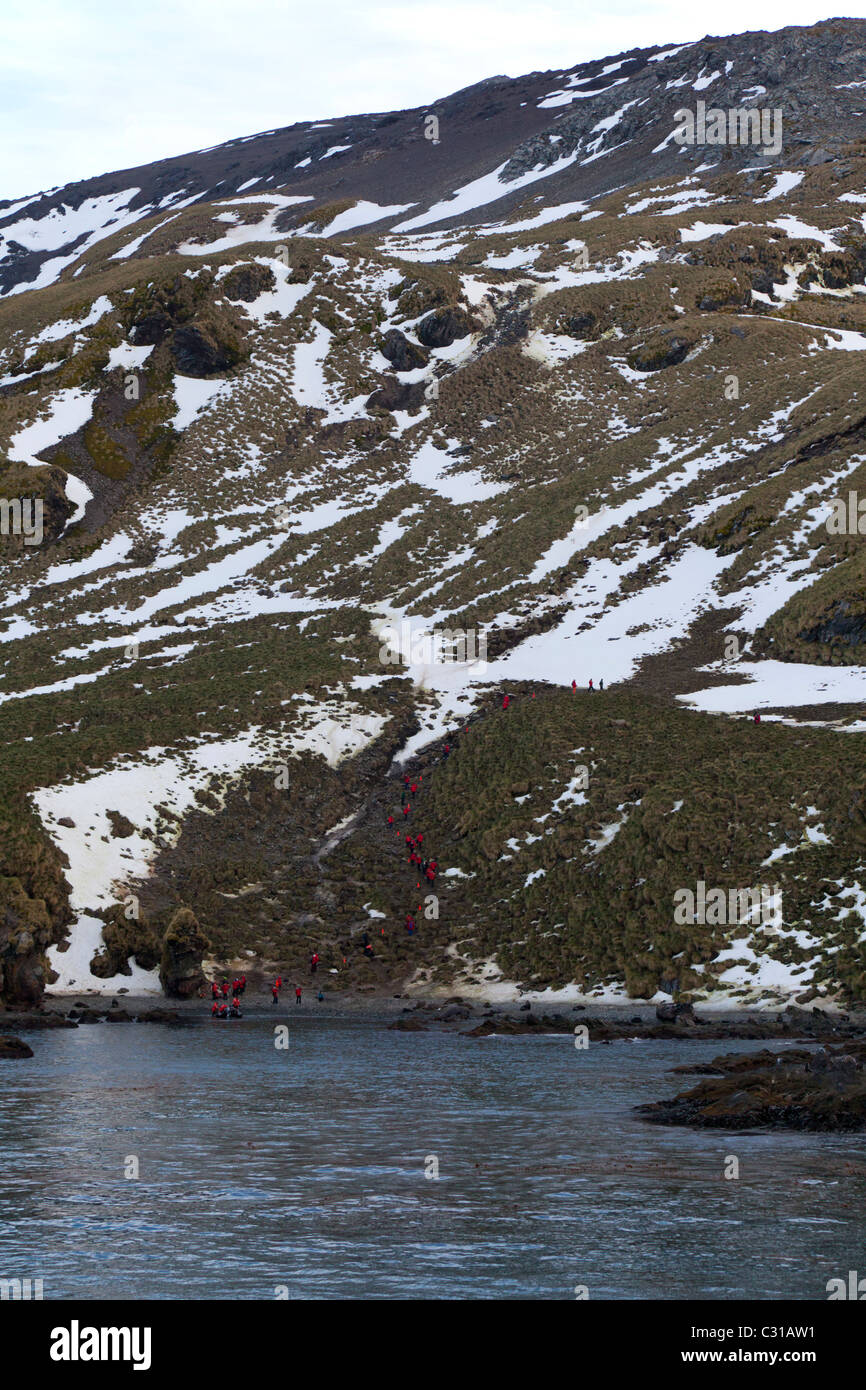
[1, 0, 862, 199]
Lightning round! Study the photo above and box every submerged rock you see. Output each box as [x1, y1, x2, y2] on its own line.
[0, 1034, 33, 1058]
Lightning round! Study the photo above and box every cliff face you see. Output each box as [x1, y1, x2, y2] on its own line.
[2, 20, 866, 1007]
[0, 807, 72, 1005]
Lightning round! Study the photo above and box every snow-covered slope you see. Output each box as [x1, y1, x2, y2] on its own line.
[2, 18, 866, 1008]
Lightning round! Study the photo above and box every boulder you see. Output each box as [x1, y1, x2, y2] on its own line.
[437, 1004, 472, 1021]
[130, 310, 173, 346]
[222, 263, 276, 302]
[170, 323, 243, 377]
[415, 306, 477, 349]
[365, 377, 426, 413]
[0, 1034, 33, 1059]
[380, 328, 428, 372]
[656, 1001, 696, 1023]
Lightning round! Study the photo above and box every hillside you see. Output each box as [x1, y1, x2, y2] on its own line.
[2, 17, 866, 1008]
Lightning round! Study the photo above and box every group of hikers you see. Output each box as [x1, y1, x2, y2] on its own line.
[208, 959, 327, 1016]
[206, 676, 646, 1014]
[271, 966, 325, 1006]
[386, 733, 463, 943]
[392, 681, 611, 932]
[210, 975, 246, 1018]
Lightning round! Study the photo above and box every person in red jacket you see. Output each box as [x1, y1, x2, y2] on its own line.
[310, 952, 319, 973]
[272, 983, 280, 1005]
[211, 981, 220, 1000]
[403, 804, 410, 818]
[295, 986, 302, 1005]
[239, 975, 246, 994]
[415, 832, 423, 845]
[221, 980, 230, 997]
[571, 679, 577, 692]
[211, 999, 220, 1015]
[502, 694, 510, 709]
[387, 814, 394, 829]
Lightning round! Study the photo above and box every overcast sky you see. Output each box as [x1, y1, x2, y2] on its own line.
[2, 0, 860, 200]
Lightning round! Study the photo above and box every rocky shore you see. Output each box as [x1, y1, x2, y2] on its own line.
[636, 1042, 866, 1131]
[3, 992, 866, 1032]
[452, 999, 866, 1043]
[5, 991, 866, 1133]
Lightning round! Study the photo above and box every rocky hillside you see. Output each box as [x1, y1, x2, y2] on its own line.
[2, 18, 866, 1008]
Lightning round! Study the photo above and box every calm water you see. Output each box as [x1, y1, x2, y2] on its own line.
[1, 1013, 863, 1300]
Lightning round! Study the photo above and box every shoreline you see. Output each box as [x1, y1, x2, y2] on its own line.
[4, 986, 865, 1037]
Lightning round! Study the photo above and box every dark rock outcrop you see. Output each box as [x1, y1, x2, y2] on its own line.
[415, 306, 477, 349]
[365, 377, 426, 413]
[637, 1042, 866, 1131]
[170, 321, 245, 376]
[380, 328, 428, 372]
[222, 262, 276, 302]
[0, 461, 77, 548]
[159, 907, 210, 998]
[628, 329, 696, 372]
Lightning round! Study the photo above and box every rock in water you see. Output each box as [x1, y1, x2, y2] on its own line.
[655, 1001, 696, 1024]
